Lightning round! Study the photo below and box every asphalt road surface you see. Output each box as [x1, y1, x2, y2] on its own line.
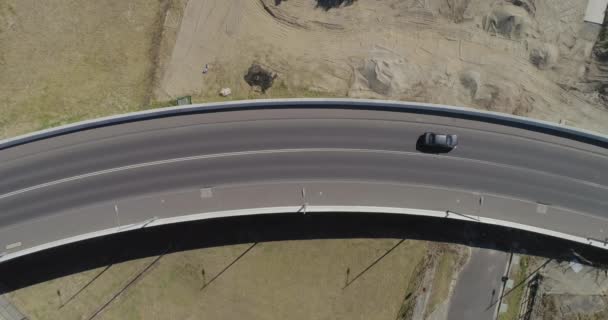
[0, 107, 607, 256]
[447, 248, 509, 320]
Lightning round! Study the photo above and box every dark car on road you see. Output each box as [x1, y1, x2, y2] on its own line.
[420, 132, 458, 150]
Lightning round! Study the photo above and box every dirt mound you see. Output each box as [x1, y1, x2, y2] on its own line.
[350, 51, 426, 98]
[360, 59, 395, 95]
[458, 70, 524, 113]
[529, 43, 558, 69]
[244, 64, 277, 93]
[438, 0, 471, 23]
[483, 4, 531, 39]
[459, 70, 481, 97]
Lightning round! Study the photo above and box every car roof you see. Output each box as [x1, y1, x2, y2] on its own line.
[434, 134, 448, 143]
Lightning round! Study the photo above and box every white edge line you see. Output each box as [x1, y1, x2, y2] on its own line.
[1, 206, 606, 264]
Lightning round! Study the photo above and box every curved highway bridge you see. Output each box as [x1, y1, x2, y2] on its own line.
[0, 99, 607, 262]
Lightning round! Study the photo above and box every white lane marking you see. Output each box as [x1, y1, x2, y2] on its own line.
[200, 188, 213, 199]
[0, 149, 348, 200]
[114, 204, 120, 227]
[6, 242, 21, 250]
[1, 148, 607, 201]
[537, 203, 548, 214]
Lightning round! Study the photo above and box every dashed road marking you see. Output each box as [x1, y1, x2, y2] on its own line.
[200, 188, 213, 199]
[5, 242, 21, 250]
[536, 203, 548, 214]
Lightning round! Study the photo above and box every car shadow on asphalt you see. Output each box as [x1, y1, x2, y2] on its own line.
[1, 212, 607, 293]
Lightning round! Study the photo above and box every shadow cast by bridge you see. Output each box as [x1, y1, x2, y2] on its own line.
[1, 212, 607, 294]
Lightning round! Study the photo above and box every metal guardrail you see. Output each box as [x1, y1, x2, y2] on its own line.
[1, 99, 608, 150]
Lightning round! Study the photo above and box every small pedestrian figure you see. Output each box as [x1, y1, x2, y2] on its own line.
[201, 267, 206, 286]
[202, 64, 209, 74]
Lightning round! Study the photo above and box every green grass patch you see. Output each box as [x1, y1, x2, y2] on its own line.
[499, 256, 529, 320]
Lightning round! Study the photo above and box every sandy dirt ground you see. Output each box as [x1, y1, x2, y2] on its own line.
[156, 0, 608, 133]
[7, 239, 469, 320]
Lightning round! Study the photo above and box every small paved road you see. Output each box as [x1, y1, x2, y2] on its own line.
[447, 248, 509, 320]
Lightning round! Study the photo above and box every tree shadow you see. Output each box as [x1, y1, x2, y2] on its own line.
[200, 242, 257, 291]
[344, 239, 405, 288]
[1, 212, 607, 294]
